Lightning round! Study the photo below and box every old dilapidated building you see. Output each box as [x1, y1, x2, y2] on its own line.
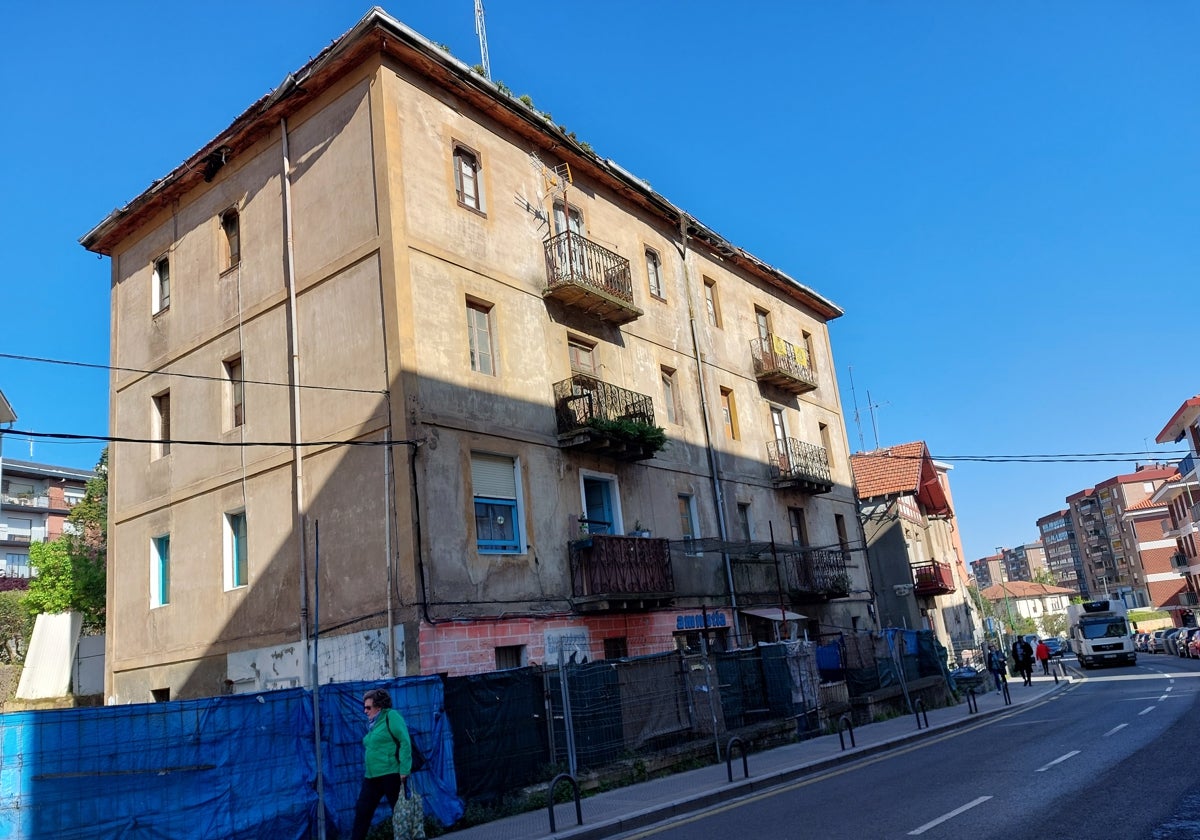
[82, 9, 869, 701]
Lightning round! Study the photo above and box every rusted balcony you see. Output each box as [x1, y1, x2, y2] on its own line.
[786, 547, 851, 602]
[912, 561, 955, 595]
[766, 438, 833, 493]
[750, 333, 818, 394]
[553, 374, 663, 462]
[570, 533, 674, 611]
[543, 231, 642, 325]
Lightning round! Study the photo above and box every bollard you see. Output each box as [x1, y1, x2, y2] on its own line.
[1002, 678, 1012, 706]
[914, 697, 929, 730]
[966, 687, 978, 714]
[837, 714, 856, 750]
[725, 736, 749, 782]
[546, 773, 582, 834]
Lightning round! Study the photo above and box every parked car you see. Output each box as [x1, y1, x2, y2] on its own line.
[1137, 632, 1151, 653]
[1164, 628, 1186, 656]
[1179, 628, 1200, 658]
[1149, 629, 1170, 653]
[1042, 637, 1066, 658]
[1189, 632, 1200, 659]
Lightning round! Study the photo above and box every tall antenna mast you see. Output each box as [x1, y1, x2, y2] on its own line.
[866, 390, 882, 450]
[474, 0, 492, 80]
[848, 366, 865, 453]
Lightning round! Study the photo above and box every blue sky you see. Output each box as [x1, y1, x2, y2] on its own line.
[2, 2, 1195, 564]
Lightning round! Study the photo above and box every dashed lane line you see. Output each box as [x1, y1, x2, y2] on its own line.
[1103, 723, 1128, 737]
[1139, 706, 1157, 715]
[1035, 751, 1080, 773]
[908, 796, 992, 835]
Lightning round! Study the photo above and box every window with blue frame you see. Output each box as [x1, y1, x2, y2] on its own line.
[472, 452, 522, 553]
[225, 511, 248, 589]
[151, 535, 170, 607]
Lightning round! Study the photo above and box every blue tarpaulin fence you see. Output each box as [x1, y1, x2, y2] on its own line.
[0, 676, 463, 839]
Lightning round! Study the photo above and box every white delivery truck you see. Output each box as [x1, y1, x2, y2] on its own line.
[1067, 599, 1136, 669]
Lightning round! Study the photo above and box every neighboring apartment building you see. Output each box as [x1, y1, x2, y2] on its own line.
[1036, 509, 1086, 596]
[999, 542, 1047, 583]
[970, 554, 1003, 590]
[0, 459, 93, 577]
[979, 581, 1074, 636]
[851, 442, 981, 660]
[1122, 495, 1186, 623]
[1154, 396, 1200, 620]
[80, 9, 868, 701]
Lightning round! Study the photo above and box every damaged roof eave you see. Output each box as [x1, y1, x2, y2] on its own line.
[78, 7, 844, 321]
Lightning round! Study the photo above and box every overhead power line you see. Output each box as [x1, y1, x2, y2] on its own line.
[0, 352, 387, 395]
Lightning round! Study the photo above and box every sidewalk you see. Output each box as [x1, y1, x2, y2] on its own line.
[444, 670, 1071, 840]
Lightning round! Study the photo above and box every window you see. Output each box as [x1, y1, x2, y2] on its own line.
[153, 391, 171, 458]
[719, 388, 739, 440]
[819, 422, 833, 468]
[604, 637, 629, 660]
[494, 645, 525, 670]
[151, 535, 170, 607]
[224, 511, 248, 590]
[453, 143, 484, 212]
[4, 553, 29, 578]
[152, 254, 170, 313]
[220, 208, 240, 270]
[678, 494, 700, 554]
[568, 338, 595, 375]
[788, 507, 808, 546]
[646, 249, 664, 298]
[661, 367, 679, 425]
[225, 356, 244, 429]
[835, 514, 850, 553]
[755, 308, 771, 343]
[737, 503, 751, 541]
[150, 688, 171, 703]
[472, 453, 523, 553]
[467, 300, 495, 375]
[703, 277, 721, 327]
[801, 331, 815, 369]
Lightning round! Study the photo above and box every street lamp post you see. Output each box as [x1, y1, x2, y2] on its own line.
[997, 547, 1017, 645]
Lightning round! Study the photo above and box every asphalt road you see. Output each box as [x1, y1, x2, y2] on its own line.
[611, 653, 1200, 839]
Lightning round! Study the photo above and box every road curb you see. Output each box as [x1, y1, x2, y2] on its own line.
[551, 681, 1068, 840]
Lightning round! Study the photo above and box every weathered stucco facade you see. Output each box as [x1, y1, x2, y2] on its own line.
[83, 10, 869, 701]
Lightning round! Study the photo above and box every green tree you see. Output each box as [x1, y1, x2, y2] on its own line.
[22, 450, 107, 629]
[0, 589, 32, 662]
[1031, 568, 1057, 586]
[1042, 613, 1067, 638]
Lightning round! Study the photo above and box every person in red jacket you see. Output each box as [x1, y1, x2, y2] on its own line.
[1035, 639, 1051, 676]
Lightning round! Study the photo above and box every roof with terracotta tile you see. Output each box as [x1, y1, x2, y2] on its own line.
[850, 442, 928, 498]
[1156, 395, 1200, 444]
[980, 581, 1077, 600]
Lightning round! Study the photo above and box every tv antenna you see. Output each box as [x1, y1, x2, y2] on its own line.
[474, 0, 491, 80]
[848, 366, 865, 452]
[865, 390, 889, 451]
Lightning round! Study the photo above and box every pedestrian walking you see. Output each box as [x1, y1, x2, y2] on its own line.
[1035, 639, 1050, 676]
[986, 644, 1006, 692]
[350, 688, 412, 840]
[1012, 638, 1034, 686]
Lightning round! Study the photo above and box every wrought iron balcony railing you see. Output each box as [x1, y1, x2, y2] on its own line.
[569, 533, 674, 610]
[543, 230, 641, 325]
[912, 560, 955, 595]
[766, 438, 833, 493]
[552, 374, 661, 462]
[749, 332, 818, 394]
[785, 547, 850, 601]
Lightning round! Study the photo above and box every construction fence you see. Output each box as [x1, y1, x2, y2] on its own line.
[0, 628, 950, 837]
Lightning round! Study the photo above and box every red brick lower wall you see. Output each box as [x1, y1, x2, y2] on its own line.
[417, 608, 735, 676]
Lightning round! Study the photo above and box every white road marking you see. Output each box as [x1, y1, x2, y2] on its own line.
[1103, 724, 1128, 737]
[1139, 706, 1156, 715]
[1159, 694, 1170, 701]
[1036, 751, 1081, 773]
[1166, 686, 1174, 691]
[908, 796, 992, 835]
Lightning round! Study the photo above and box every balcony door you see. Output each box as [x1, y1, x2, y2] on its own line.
[771, 407, 790, 472]
[553, 201, 587, 281]
[581, 472, 621, 535]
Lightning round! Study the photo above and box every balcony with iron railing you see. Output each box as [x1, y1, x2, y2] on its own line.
[1, 494, 50, 509]
[569, 533, 674, 611]
[912, 560, 956, 596]
[543, 231, 642, 325]
[1172, 552, 1190, 569]
[552, 374, 663, 462]
[766, 438, 833, 494]
[749, 333, 818, 394]
[1179, 452, 1196, 480]
[731, 546, 851, 605]
[1163, 520, 1200, 539]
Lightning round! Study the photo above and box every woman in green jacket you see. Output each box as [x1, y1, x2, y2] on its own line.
[350, 688, 412, 840]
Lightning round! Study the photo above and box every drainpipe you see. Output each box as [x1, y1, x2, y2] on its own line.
[672, 217, 740, 641]
[280, 117, 312, 683]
